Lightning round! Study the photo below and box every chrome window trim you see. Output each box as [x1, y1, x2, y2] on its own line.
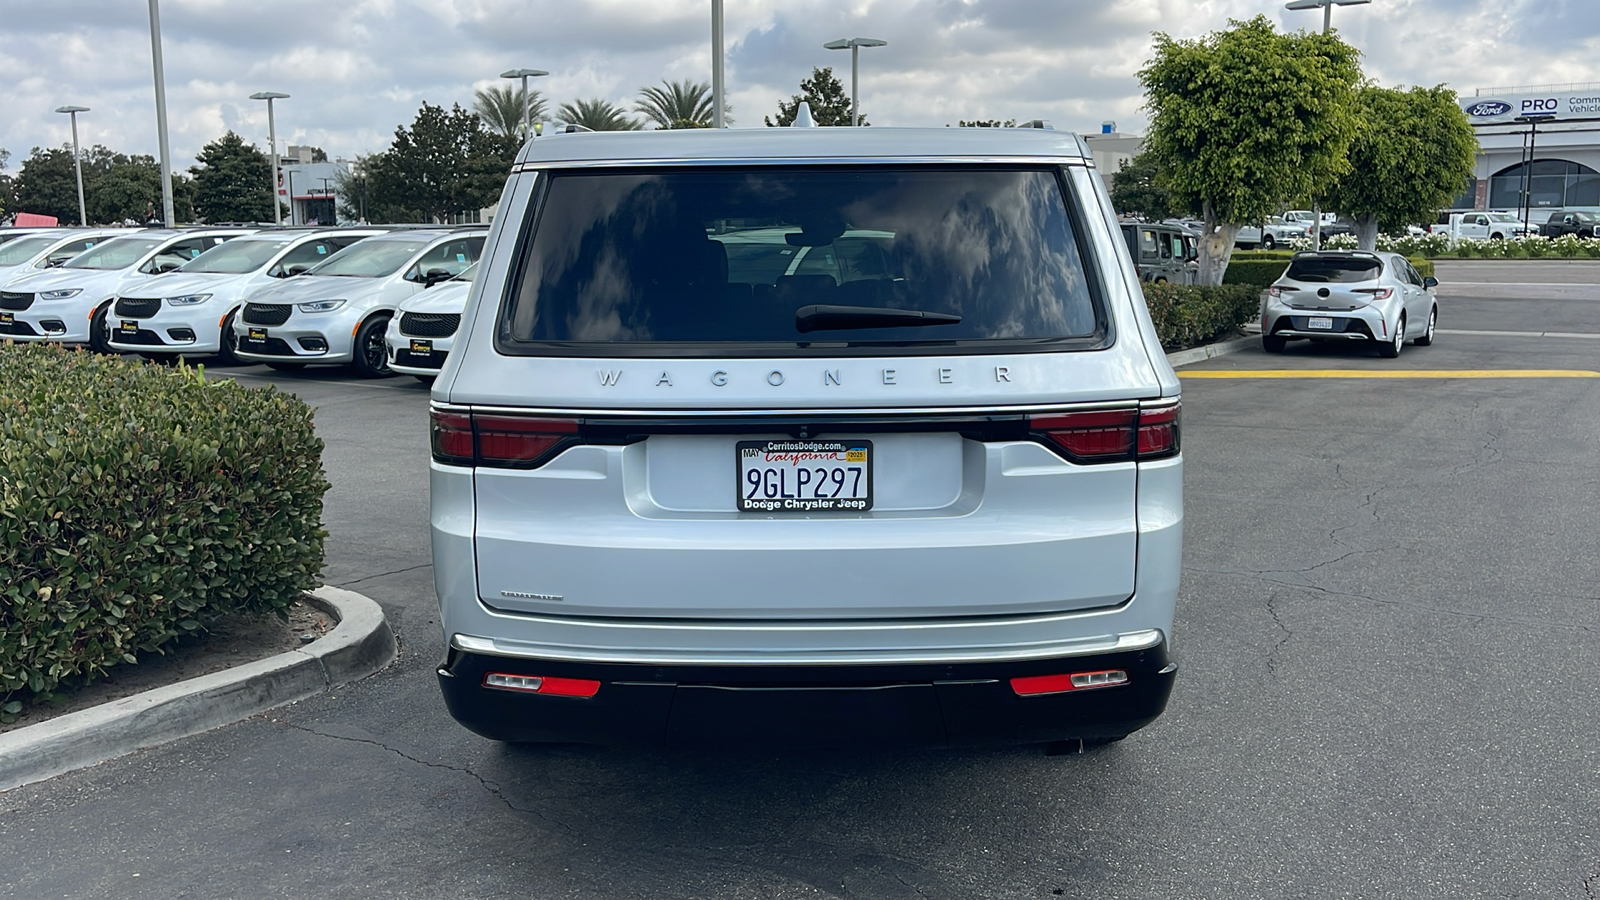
[513, 155, 1091, 173]
[451, 627, 1162, 667]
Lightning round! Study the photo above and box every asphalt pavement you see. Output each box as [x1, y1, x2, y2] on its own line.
[1, 260, 1597, 899]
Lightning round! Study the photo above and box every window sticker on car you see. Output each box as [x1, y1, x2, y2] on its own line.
[317, 246, 327, 254]
[456, 253, 466, 262]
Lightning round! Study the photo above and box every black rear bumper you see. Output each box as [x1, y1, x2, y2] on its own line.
[437, 642, 1177, 747]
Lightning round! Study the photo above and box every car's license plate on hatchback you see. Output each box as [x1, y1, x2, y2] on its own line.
[738, 440, 872, 512]
[1308, 317, 1334, 330]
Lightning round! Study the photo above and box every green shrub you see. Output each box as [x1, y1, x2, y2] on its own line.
[1222, 259, 1289, 291]
[0, 343, 328, 711]
[1409, 257, 1435, 279]
[1141, 282, 1261, 350]
[1230, 250, 1296, 262]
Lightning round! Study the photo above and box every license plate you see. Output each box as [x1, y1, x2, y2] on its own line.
[247, 327, 268, 342]
[0, 313, 12, 325]
[120, 319, 139, 334]
[409, 339, 433, 354]
[1308, 317, 1334, 330]
[738, 440, 872, 512]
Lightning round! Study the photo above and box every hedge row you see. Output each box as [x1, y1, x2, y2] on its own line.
[1140, 282, 1261, 350]
[0, 343, 329, 714]
[1221, 254, 1434, 291]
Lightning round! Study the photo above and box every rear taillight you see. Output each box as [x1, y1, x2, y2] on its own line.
[430, 410, 580, 468]
[1356, 287, 1394, 300]
[1029, 402, 1180, 463]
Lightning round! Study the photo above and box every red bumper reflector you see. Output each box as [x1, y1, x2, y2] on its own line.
[483, 673, 601, 698]
[1010, 669, 1129, 697]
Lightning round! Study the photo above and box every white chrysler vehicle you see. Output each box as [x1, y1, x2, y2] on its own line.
[1261, 250, 1438, 358]
[0, 229, 250, 350]
[0, 228, 133, 285]
[232, 228, 486, 376]
[107, 227, 386, 362]
[385, 262, 475, 380]
[430, 121, 1184, 750]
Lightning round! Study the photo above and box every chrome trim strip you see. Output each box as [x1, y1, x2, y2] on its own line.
[429, 399, 1151, 417]
[1274, 330, 1370, 341]
[450, 627, 1163, 666]
[513, 155, 1090, 173]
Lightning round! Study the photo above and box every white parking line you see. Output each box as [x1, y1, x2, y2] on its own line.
[1439, 328, 1600, 339]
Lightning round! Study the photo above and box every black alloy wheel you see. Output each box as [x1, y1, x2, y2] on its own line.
[88, 302, 113, 354]
[217, 309, 243, 366]
[351, 315, 394, 378]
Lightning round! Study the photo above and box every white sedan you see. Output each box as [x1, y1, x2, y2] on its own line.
[384, 263, 474, 380]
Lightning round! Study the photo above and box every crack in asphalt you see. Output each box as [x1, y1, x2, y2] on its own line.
[1265, 592, 1292, 678]
[332, 562, 434, 588]
[268, 718, 576, 833]
[1585, 867, 1598, 900]
[893, 873, 932, 899]
[1329, 486, 1389, 548]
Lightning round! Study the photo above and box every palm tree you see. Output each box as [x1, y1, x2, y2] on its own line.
[474, 84, 548, 138]
[634, 79, 731, 129]
[556, 98, 642, 132]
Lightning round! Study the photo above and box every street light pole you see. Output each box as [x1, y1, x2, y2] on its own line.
[1285, 0, 1370, 250]
[250, 92, 291, 225]
[499, 68, 549, 139]
[824, 37, 888, 126]
[711, 0, 725, 128]
[147, 0, 176, 227]
[55, 106, 90, 226]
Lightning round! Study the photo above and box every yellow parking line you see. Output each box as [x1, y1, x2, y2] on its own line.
[1180, 369, 1600, 379]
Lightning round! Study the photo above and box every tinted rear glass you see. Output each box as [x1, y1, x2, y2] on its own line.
[500, 166, 1105, 355]
[1285, 257, 1382, 284]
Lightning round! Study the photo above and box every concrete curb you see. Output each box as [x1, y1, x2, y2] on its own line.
[1165, 334, 1257, 368]
[0, 585, 396, 792]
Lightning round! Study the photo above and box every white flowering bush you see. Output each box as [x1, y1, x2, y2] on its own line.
[1285, 230, 1599, 259]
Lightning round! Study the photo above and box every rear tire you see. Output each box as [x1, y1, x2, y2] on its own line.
[1379, 314, 1405, 358]
[1261, 234, 1276, 251]
[266, 362, 306, 372]
[1414, 306, 1436, 346]
[216, 309, 243, 365]
[350, 315, 394, 378]
[88, 302, 113, 354]
[1262, 334, 1288, 353]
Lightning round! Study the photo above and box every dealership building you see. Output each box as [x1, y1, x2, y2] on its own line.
[1458, 85, 1600, 213]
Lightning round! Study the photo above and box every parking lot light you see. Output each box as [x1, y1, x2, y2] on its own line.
[249, 92, 291, 226]
[823, 37, 888, 126]
[54, 105, 90, 226]
[500, 68, 549, 139]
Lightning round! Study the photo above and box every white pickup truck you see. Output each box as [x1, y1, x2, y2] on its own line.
[1430, 211, 1538, 241]
[1235, 216, 1314, 251]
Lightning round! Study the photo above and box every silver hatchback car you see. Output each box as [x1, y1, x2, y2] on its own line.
[1261, 251, 1439, 358]
[431, 123, 1184, 749]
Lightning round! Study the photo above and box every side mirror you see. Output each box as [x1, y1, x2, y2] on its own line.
[1423, 276, 1439, 289]
[286, 264, 310, 277]
[154, 262, 181, 274]
[423, 268, 453, 287]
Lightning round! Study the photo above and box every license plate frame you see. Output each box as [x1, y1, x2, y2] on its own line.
[1308, 316, 1334, 330]
[737, 440, 873, 513]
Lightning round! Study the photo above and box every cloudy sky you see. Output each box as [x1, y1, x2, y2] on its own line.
[1, 0, 1594, 172]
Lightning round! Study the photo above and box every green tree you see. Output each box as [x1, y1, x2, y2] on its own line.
[1139, 15, 1362, 284]
[635, 79, 729, 129]
[333, 154, 374, 223]
[0, 148, 12, 219]
[474, 84, 547, 139]
[190, 131, 279, 223]
[84, 150, 194, 224]
[363, 103, 517, 223]
[765, 67, 863, 127]
[557, 98, 641, 132]
[12, 146, 79, 222]
[957, 119, 1018, 128]
[1324, 85, 1478, 250]
[1110, 152, 1180, 221]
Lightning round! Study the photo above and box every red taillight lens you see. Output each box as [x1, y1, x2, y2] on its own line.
[1010, 669, 1129, 696]
[1029, 402, 1179, 463]
[483, 673, 601, 698]
[1356, 287, 1394, 300]
[431, 411, 474, 465]
[430, 411, 580, 468]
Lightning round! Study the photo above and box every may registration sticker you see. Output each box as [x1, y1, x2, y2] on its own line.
[737, 440, 873, 512]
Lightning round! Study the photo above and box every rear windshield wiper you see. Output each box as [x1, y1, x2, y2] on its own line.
[795, 304, 961, 333]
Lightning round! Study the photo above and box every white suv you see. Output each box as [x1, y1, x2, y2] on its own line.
[231, 228, 486, 376]
[107, 227, 386, 362]
[431, 124, 1184, 749]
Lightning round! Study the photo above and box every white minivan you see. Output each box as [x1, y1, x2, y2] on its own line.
[107, 227, 386, 362]
[232, 228, 486, 376]
[431, 123, 1183, 749]
[384, 263, 476, 380]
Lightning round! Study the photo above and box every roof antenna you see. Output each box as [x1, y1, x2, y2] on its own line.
[791, 101, 816, 128]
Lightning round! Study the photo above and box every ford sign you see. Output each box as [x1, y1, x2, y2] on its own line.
[1466, 101, 1513, 117]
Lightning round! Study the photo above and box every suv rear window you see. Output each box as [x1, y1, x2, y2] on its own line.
[1284, 256, 1382, 284]
[499, 166, 1107, 356]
